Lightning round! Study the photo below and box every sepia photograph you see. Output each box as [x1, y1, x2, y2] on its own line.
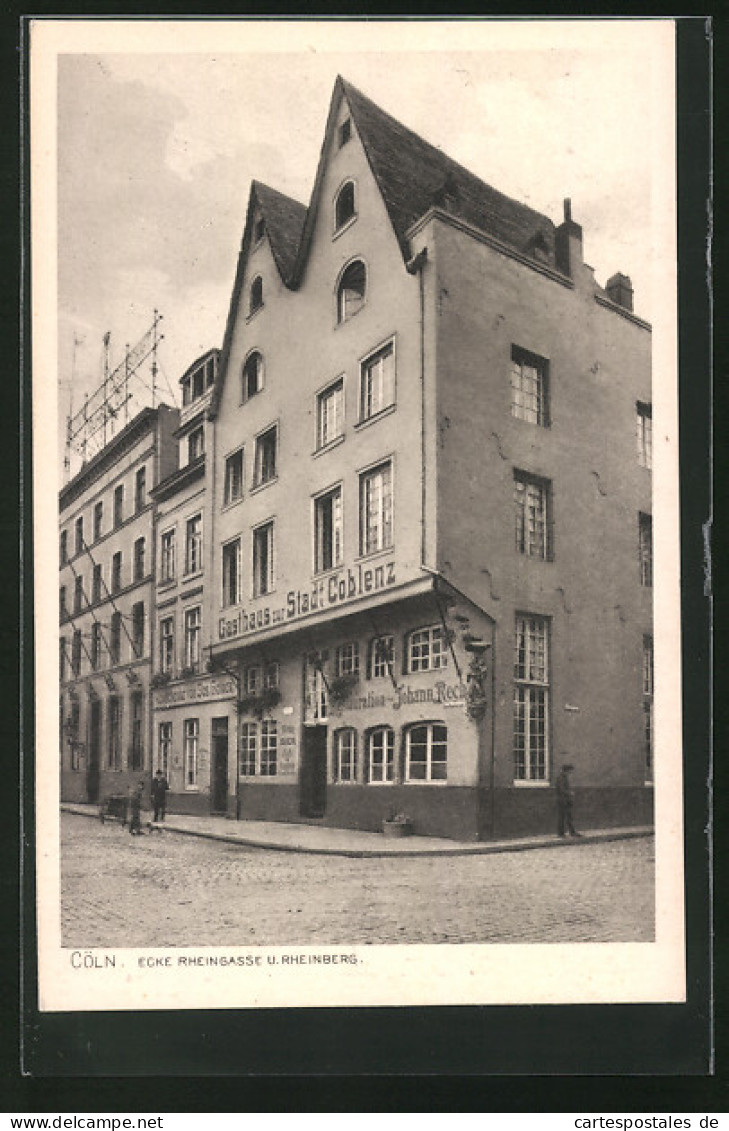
[31, 18, 685, 1014]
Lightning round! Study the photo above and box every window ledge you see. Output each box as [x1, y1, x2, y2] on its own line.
[355, 545, 395, 565]
[354, 403, 397, 431]
[313, 434, 346, 459]
[512, 779, 550, 788]
[249, 476, 278, 496]
[221, 497, 245, 513]
[332, 214, 358, 241]
[246, 304, 264, 324]
[182, 569, 204, 583]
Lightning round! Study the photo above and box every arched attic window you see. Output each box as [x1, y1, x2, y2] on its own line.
[336, 259, 366, 324]
[249, 275, 263, 315]
[242, 351, 264, 402]
[335, 181, 356, 231]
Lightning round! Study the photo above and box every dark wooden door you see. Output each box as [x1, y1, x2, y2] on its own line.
[300, 725, 327, 818]
[211, 717, 229, 813]
[87, 700, 101, 803]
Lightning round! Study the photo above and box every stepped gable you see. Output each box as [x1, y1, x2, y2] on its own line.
[340, 77, 556, 265]
[252, 180, 307, 283]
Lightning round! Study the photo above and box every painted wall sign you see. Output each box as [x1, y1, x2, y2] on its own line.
[218, 559, 396, 642]
[337, 680, 468, 712]
[153, 675, 237, 709]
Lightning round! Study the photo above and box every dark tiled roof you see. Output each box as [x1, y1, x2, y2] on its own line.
[341, 77, 556, 265]
[253, 180, 307, 282]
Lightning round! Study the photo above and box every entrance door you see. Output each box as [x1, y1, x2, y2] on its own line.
[87, 700, 101, 803]
[211, 717, 229, 813]
[300, 725, 327, 818]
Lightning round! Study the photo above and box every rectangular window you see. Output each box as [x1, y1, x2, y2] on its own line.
[93, 501, 103, 541]
[335, 642, 359, 678]
[60, 638, 67, 680]
[130, 690, 144, 771]
[333, 729, 357, 783]
[639, 513, 653, 587]
[643, 635, 654, 780]
[60, 530, 68, 565]
[111, 551, 122, 593]
[359, 461, 393, 555]
[224, 449, 244, 505]
[240, 722, 257, 776]
[254, 426, 277, 486]
[74, 575, 84, 614]
[108, 697, 121, 770]
[370, 635, 394, 679]
[360, 342, 395, 421]
[59, 586, 67, 619]
[74, 516, 84, 555]
[69, 700, 81, 770]
[184, 606, 201, 671]
[406, 723, 448, 782]
[134, 537, 146, 582]
[304, 658, 328, 723]
[367, 727, 394, 784]
[513, 615, 549, 782]
[92, 563, 102, 604]
[637, 403, 653, 469]
[72, 629, 82, 675]
[243, 666, 260, 696]
[110, 612, 122, 665]
[511, 347, 549, 426]
[160, 617, 175, 675]
[90, 622, 101, 670]
[132, 602, 145, 658]
[222, 538, 242, 607]
[185, 515, 203, 574]
[158, 721, 172, 775]
[514, 471, 552, 560]
[264, 662, 280, 691]
[113, 484, 124, 528]
[408, 626, 447, 673]
[253, 521, 275, 597]
[314, 486, 343, 573]
[184, 718, 199, 787]
[160, 529, 176, 582]
[317, 378, 344, 449]
[135, 466, 147, 511]
[188, 425, 204, 463]
[260, 720, 277, 777]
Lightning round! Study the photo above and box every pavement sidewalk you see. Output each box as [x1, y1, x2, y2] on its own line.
[61, 801, 653, 859]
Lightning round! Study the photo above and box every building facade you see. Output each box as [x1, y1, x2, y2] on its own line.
[59, 406, 179, 804]
[205, 77, 653, 841]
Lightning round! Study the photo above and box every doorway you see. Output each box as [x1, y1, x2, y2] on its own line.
[87, 699, 101, 803]
[300, 725, 327, 818]
[211, 717, 229, 814]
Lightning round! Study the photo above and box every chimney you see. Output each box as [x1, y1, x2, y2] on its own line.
[605, 272, 634, 312]
[555, 197, 583, 278]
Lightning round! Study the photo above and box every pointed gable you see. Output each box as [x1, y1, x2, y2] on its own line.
[253, 180, 307, 283]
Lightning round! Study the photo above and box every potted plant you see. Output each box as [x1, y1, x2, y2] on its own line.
[261, 687, 282, 713]
[328, 674, 358, 706]
[382, 811, 414, 838]
[151, 671, 171, 689]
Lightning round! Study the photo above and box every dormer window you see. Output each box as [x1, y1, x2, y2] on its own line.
[254, 216, 266, 245]
[338, 118, 351, 148]
[335, 181, 356, 231]
[337, 259, 366, 324]
[242, 351, 264, 402]
[249, 275, 263, 315]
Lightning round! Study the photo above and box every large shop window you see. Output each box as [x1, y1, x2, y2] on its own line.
[239, 720, 278, 776]
[513, 614, 550, 782]
[366, 726, 394, 784]
[184, 607, 201, 672]
[359, 460, 393, 556]
[333, 728, 357, 783]
[360, 341, 394, 422]
[405, 722, 448, 782]
[158, 721, 172, 775]
[253, 521, 275, 597]
[643, 635, 654, 782]
[510, 347, 549, 427]
[315, 486, 343, 573]
[337, 259, 366, 324]
[239, 722, 257, 776]
[184, 718, 199, 788]
[260, 720, 278, 776]
[407, 625, 447, 673]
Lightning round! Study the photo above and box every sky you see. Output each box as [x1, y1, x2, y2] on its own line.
[51, 20, 674, 478]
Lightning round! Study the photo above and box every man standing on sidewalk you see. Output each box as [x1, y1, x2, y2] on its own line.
[151, 769, 169, 823]
[556, 763, 581, 838]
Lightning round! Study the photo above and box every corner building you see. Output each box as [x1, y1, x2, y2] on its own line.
[208, 77, 653, 840]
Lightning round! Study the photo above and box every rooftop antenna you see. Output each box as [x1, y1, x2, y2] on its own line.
[151, 309, 162, 409]
[102, 331, 111, 448]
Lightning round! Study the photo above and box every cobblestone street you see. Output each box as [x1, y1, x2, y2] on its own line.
[61, 812, 654, 948]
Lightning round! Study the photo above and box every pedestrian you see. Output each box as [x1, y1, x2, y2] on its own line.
[129, 778, 145, 836]
[556, 763, 581, 838]
[151, 768, 169, 823]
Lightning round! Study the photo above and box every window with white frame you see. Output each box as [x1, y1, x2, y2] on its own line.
[335, 642, 359, 678]
[239, 722, 257, 776]
[366, 726, 394, 784]
[222, 538, 242, 607]
[333, 728, 357, 783]
[639, 513, 653, 587]
[360, 341, 394, 421]
[253, 521, 275, 597]
[160, 617, 175, 675]
[158, 721, 172, 775]
[369, 635, 394, 679]
[637, 402, 653, 469]
[514, 471, 552, 560]
[408, 625, 447, 673]
[335, 181, 356, 231]
[643, 635, 654, 781]
[184, 606, 201, 671]
[260, 720, 277, 776]
[160, 529, 176, 582]
[243, 665, 260, 696]
[253, 425, 277, 486]
[264, 662, 280, 691]
[304, 656, 328, 723]
[359, 460, 393, 556]
[405, 722, 448, 782]
[317, 378, 344, 449]
[337, 259, 366, 323]
[187, 425, 204, 463]
[513, 614, 549, 782]
[242, 351, 264, 402]
[224, 448, 244, 505]
[510, 347, 549, 426]
[314, 486, 343, 573]
[184, 718, 199, 787]
[185, 515, 203, 574]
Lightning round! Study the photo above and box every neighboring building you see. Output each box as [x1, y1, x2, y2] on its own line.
[207, 76, 652, 840]
[150, 350, 238, 815]
[59, 406, 179, 804]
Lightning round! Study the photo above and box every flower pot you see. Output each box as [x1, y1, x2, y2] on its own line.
[382, 819, 413, 838]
